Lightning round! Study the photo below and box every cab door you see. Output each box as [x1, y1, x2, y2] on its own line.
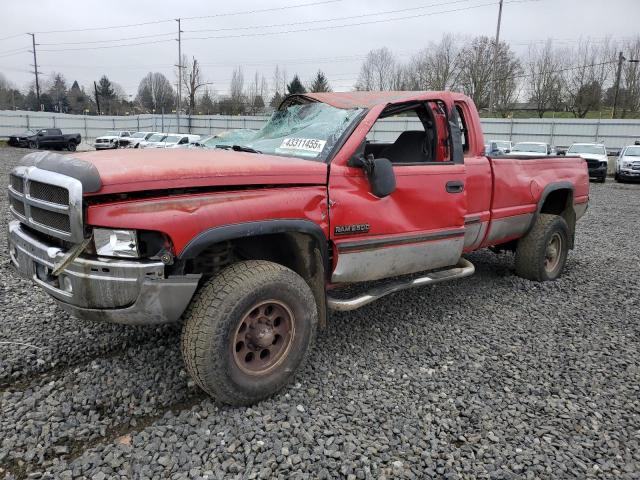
[328, 100, 466, 283]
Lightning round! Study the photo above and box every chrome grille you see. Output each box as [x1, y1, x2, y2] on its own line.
[29, 180, 69, 205]
[10, 174, 24, 193]
[8, 166, 84, 242]
[31, 206, 71, 232]
[9, 195, 25, 217]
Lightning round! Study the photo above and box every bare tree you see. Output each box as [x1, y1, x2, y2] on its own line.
[620, 36, 640, 117]
[410, 34, 460, 90]
[229, 66, 245, 114]
[527, 40, 564, 117]
[457, 36, 495, 109]
[136, 72, 175, 113]
[355, 47, 397, 91]
[182, 56, 206, 115]
[563, 39, 615, 117]
[493, 42, 522, 117]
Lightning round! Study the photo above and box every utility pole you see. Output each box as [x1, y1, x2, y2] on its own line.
[612, 51, 640, 118]
[94, 81, 102, 115]
[175, 18, 182, 132]
[488, 0, 504, 116]
[28, 33, 40, 107]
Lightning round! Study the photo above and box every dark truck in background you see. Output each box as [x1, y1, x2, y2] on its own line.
[8, 128, 81, 151]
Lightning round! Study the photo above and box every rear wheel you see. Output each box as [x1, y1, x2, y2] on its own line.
[67, 141, 77, 151]
[515, 214, 569, 281]
[181, 260, 317, 406]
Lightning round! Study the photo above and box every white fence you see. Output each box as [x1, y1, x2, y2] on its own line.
[1, 110, 639, 151]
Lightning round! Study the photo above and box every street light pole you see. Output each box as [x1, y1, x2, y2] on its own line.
[488, 0, 504, 116]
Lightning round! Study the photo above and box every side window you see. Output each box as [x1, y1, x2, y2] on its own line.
[179, 137, 188, 144]
[455, 105, 469, 154]
[364, 102, 449, 164]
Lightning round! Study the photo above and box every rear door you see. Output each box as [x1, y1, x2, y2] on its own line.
[328, 100, 466, 283]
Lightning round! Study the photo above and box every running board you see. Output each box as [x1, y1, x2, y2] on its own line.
[326, 258, 475, 312]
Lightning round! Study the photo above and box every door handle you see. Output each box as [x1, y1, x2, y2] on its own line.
[446, 181, 464, 193]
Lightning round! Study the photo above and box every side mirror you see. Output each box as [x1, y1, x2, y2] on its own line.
[504, 149, 510, 154]
[38, 132, 44, 136]
[348, 154, 396, 198]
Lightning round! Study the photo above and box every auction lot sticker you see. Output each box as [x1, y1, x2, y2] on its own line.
[279, 137, 326, 154]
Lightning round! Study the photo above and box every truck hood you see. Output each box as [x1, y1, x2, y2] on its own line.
[18, 149, 328, 196]
[574, 153, 607, 161]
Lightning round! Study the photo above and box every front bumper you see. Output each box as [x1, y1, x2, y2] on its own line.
[618, 169, 640, 180]
[588, 164, 607, 179]
[8, 220, 200, 324]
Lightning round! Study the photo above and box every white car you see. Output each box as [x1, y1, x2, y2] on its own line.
[615, 143, 640, 183]
[94, 131, 132, 150]
[508, 142, 554, 157]
[122, 131, 160, 148]
[149, 134, 201, 149]
[566, 143, 608, 183]
[138, 133, 168, 149]
[486, 140, 513, 155]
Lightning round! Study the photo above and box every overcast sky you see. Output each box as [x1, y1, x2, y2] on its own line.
[1, 0, 638, 98]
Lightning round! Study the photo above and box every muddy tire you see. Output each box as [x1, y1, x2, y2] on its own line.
[181, 260, 317, 406]
[515, 214, 569, 281]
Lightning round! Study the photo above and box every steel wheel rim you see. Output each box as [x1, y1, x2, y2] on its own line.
[232, 300, 295, 376]
[544, 232, 562, 273]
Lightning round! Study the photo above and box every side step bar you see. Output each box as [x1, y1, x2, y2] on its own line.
[326, 258, 475, 312]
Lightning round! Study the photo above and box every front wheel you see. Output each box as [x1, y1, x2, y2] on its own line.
[515, 214, 569, 281]
[28, 140, 38, 149]
[181, 260, 317, 406]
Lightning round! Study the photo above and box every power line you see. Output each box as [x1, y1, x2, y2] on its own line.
[15, 0, 340, 36]
[39, 39, 175, 52]
[0, 50, 28, 58]
[38, 32, 176, 46]
[182, 1, 502, 41]
[183, 0, 472, 35]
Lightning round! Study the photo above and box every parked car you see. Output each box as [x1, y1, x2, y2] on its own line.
[119, 131, 159, 149]
[565, 143, 608, 183]
[24, 128, 81, 151]
[94, 131, 131, 150]
[486, 140, 513, 155]
[184, 130, 258, 149]
[509, 142, 554, 157]
[147, 133, 201, 148]
[8, 90, 589, 406]
[8, 129, 37, 148]
[615, 144, 640, 182]
[138, 133, 167, 149]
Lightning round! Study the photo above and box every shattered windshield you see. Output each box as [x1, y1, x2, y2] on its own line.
[215, 102, 364, 161]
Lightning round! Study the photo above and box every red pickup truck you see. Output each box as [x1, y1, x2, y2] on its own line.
[8, 91, 589, 405]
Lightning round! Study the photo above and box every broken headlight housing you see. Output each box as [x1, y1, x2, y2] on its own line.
[93, 228, 139, 258]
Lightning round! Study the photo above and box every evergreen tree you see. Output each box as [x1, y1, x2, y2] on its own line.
[309, 70, 331, 92]
[269, 91, 284, 108]
[198, 89, 215, 114]
[286, 75, 306, 94]
[96, 75, 116, 113]
[48, 73, 69, 113]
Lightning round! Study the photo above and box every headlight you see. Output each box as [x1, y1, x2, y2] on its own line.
[93, 228, 139, 258]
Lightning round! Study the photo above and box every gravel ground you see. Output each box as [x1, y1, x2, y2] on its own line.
[1, 146, 639, 479]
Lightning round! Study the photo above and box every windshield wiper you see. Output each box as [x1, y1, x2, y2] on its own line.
[215, 144, 261, 154]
